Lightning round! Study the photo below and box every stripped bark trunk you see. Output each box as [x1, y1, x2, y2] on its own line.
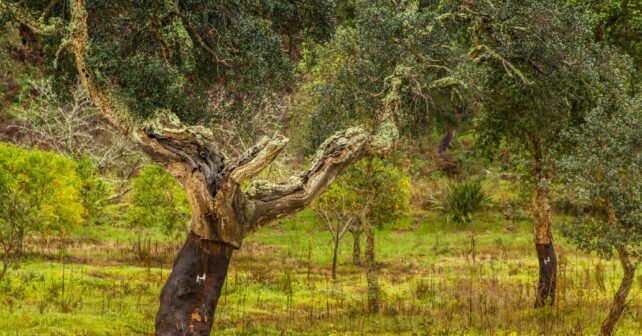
[155, 232, 233, 334]
[362, 210, 379, 313]
[531, 138, 557, 308]
[600, 247, 637, 336]
[532, 183, 557, 307]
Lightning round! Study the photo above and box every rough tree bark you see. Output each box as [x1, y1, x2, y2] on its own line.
[600, 247, 637, 336]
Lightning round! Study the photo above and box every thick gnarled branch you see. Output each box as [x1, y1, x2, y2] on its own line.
[226, 135, 289, 183]
[241, 127, 369, 236]
[70, 0, 132, 133]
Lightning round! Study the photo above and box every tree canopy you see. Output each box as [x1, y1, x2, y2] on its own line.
[2, 0, 336, 123]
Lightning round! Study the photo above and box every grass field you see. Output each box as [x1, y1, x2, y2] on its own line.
[0, 207, 640, 335]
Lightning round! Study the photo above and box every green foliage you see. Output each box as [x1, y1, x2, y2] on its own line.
[0, 143, 84, 234]
[420, 1, 606, 184]
[440, 182, 489, 225]
[0, 143, 84, 273]
[75, 157, 111, 226]
[297, 0, 476, 151]
[127, 165, 191, 237]
[559, 86, 641, 259]
[319, 158, 411, 227]
[571, 0, 642, 73]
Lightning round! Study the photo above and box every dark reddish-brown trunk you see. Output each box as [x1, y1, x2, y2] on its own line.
[155, 232, 233, 335]
[534, 242, 557, 307]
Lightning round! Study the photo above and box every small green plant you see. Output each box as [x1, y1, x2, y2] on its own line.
[440, 182, 489, 263]
[442, 182, 489, 226]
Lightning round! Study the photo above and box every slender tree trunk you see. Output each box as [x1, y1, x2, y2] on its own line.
[532, 185, 557, 307]
[467, 224, 476, 264]
[351, 226, 362, 265]
[331, 237, 339, 280]
[600, 248, 637, 336]
[0, 255, 8, 281]
[363, 213, 379, 313]
[155, 232, 233, 335]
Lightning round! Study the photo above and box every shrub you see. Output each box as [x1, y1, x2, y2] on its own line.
[442, 182, 489, 225]
[127, 164, 191, 237]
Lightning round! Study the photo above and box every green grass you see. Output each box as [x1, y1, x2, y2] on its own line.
[1, 209, 641, 335]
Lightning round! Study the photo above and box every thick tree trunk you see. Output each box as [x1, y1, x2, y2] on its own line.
[600, 248, 637, 336]
[529, 136, 557, 308]
[532, 185, 557, 307]
[155, 232, 233, 335]
[534, 242, 557, 307]
[363, 213, 379, 313]
[350, 226, 362, 265]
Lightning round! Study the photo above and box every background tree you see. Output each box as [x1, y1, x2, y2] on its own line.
[330, 158, 410, 312]
[127, 164, 191, 238]
[571, 0, 642, 76]
[441, 0, 609, 307]
[559, 73, 641, 336]
[311, 189, 355, 280]
[0, 143, 84, 280]
[294, 0, 476, 154]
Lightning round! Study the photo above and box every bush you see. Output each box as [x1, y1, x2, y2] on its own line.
[127, 165, 191, 237]
[0, 144, 84, 279]
[441, 182, 489, 225]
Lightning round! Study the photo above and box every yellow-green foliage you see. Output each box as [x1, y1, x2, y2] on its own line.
[127, 164, 191, 236]
[0, 143, 84, 235]
[320, 158, 411, 227]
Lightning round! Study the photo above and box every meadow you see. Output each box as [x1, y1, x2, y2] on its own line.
[1, 204, 640, 336]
